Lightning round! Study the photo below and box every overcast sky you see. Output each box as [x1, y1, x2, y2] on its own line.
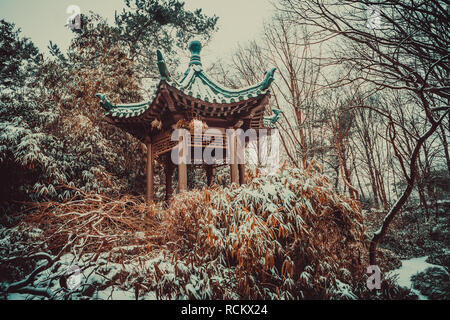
[0, 0, 275, 64]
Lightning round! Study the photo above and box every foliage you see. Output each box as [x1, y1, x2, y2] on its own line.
[0, 19, 40, 89]
[0, 189, 159, 299]
[411, 267, 450, 300]
[0, 0, 218, 212]
[1, 167, 371, 299]
[0, 17, 145, 212]
[114, 0, 218, 77]
[158, 165, 367, 299]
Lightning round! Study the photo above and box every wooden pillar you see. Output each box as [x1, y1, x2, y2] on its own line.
[230, 163, 239, 185]
[165, 153, 174, 200]
[230, 133, 239, 185]
[145, 140, 154, 203]
[178, 136, 188, 192]
[257, 133, 261, 167]
[236, 129, 246, 185]
[205, 164, 214, 186]
[239, 163, 246, 184]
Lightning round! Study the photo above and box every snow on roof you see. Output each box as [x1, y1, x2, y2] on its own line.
[97, 41, 276, 120]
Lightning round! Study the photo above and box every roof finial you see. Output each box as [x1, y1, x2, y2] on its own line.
[189, 40, 202, 67]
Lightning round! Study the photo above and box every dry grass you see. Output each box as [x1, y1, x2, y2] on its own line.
[25, 190, 160, 256]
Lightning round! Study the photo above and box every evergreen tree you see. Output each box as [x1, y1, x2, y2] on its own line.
[0, 20, 40, 89]
[0, 2, 218, 214]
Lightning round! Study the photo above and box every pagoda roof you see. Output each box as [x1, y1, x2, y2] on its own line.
[97, 41, 276, 121]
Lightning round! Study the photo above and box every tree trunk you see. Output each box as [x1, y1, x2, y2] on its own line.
[417, 181, 430, 219]
[369, 110, 449, 265]
[439, 124, 450, 173]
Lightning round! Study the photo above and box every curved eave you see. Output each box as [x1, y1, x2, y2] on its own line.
[197, 71, 271, 98]
[170, 66, 274, 103]
[99, 80, 272, 125]
[105, 101, 152, 119]
[99, 86, 160, 121]
[163, 81, 271, 117]
[165, 80, 270, 104]
[263, 119, 278, 129]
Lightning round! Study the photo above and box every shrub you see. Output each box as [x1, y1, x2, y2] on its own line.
[158, 165, 366, 299]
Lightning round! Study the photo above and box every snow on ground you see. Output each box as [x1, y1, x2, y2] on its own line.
[389, 256, 447, 300]
[94, 287, 136, 300]
[96, 289, 157, 300]
[7, 293, 34, 300]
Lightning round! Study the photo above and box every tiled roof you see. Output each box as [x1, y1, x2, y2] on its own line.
[97, 41, 276, 120]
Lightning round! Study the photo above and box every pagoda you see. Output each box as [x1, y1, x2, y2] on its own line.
[97, 41, 277, 202]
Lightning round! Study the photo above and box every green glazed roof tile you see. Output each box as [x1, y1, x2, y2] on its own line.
[97, 41, 276, 119]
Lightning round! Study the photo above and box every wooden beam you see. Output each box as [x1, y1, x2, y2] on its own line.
[231, 119, 243, 129]
[145, 139, 154, 203]
[160, 86, 176, 112]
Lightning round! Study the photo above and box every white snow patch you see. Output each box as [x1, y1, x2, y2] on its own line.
[142, 291, 157, 300]
[95, 287, 136, 300]
[335, 279, 357, 299]
[7, 293, 33, 300]
[389, 256, 447, 300]
[135, 232, 145, 240]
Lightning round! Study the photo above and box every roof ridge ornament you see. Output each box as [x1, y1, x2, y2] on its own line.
[264, 108, 283, 128]
[96, 40, 277, 121]
[261, 68, 276, 90]
[157, 50, 171, 80]
[188, 40, 202, 67]
[96, 93, 113, 111]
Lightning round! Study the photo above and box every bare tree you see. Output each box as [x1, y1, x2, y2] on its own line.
[280, 0, 450, 264]
[232, 15, 327, 169]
